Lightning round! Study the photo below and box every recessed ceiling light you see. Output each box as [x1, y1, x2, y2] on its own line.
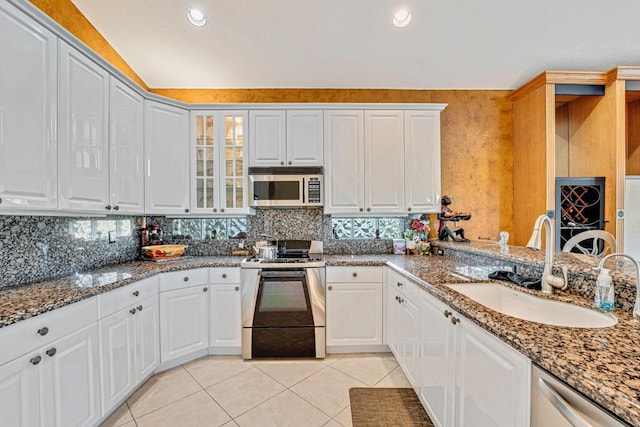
[393, 9, 411, 27]
[186, 8, 207, 27]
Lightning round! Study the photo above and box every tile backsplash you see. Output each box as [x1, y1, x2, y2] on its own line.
[2, 208, 412, 287]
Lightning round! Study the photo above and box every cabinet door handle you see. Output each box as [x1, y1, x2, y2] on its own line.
[133, 290, 140, 297]
[288, 161, 292, 165]
[451, 316, 460, 325]
[221, 208, 225, 212]
[407, 207, 412, 212]
[366, 207, 371, 212]
[105, 205, 112, 210]
[183, 277, 189, 282]
[37, 327, 49, 336]
[130, 308, 137, 315]
[213, 208, 217, 212]
[30, 355, 42, 365]
[203, 287, 208, 292]
[359, 208, 364, 212]
[328, 286, 333, 291]
[395, 295, 400, 301]
[184, 208, 190, 213]
[396, 282, 403, 287]
[113, 205, 120, 211]
[137, 305, 143, 311]
[444, 310, 452, 318]
[399, 297, 404, 303]
[46, 348, 57, 357]
[222, 274, 227, 279]
[352, 272, 358, 278]
[235, 286, 240, 291]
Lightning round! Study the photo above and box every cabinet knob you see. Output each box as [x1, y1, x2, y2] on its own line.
[280, 161, 285, 165]
[366, 207, 371, 212]
[444, 310, 452, 318]
[222, 274, 227, 278]
[30, 355, 41, 365]
[183, 277, 189, 282]
[399, 297, 404, 304]
[185, 208, 190, 213]
[451, 316, 460, 325]
[408, 207, 412, 212]
[288, 161, 292, 165]
[213, 208, 217, 212]
[130, 309, 137, 315]
[359, 208, 364, 212]
[113, 205, 120, 211]
[105, 205, 112, 210]
[46, 348, 57, 357]
[0, 198, 2, 204]
[396, 282, 403, 287]
[352, 272, 358, 278]
[37, 327, 49, 336]
[133, 291, 140, 297]
[328, 286, 333, 291]
[235, 286, 240, 291]
[395, 295, 400, 301]
[137, 305, 143, 311]
[221, 208, 225, 212]
[203, 287, 208, 292]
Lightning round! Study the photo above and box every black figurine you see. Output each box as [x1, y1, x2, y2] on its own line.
[438, 195, 471, 242]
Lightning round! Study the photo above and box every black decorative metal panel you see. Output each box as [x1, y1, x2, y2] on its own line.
[555, 177, 605, 252]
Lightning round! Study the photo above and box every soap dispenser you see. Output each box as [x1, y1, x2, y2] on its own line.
[595, 268, 614, 311]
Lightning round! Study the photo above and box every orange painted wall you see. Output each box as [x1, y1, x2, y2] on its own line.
[31, 4, 514, 240]
[29, 0, 148, 90]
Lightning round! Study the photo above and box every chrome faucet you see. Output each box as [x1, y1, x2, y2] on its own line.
[598, 253, 640, 320]
[526, 215, 568, 294]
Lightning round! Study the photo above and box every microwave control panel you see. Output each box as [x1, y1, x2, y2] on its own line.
[307, 177, 322, 204]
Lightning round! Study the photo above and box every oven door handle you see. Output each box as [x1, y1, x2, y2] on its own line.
[259, 270, 306, 278]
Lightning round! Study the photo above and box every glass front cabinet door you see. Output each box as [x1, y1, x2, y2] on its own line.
[190, 111, 250, 215]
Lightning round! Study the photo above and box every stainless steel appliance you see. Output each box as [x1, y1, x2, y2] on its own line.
[241, 240, 325, 359]
[248, 167, 323, 207]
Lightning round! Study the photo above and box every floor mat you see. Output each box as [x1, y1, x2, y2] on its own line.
[349, 387, 434, 426]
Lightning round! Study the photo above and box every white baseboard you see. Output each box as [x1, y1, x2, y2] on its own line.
[326, 344, 390, 354]
[155, 349, 209, 372]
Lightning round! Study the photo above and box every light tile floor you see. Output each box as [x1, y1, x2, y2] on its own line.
[100, 352, 411, 427]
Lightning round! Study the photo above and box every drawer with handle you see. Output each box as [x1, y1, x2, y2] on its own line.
[326, 266, 383, 283]
[209, 268, 240, 284]
[159, 268, 209, 292]
[0, 296, 97, 366]
[98, 276, 159, 319]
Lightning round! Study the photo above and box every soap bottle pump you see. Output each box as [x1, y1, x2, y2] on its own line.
[595, 268, 614, 311]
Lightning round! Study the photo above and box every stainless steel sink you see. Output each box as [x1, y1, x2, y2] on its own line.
[446, 283, 617, 328]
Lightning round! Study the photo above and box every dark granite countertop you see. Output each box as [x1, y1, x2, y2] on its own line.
[1, 247, 639, 425]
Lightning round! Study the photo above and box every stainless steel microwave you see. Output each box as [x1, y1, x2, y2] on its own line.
[248, 167, 323, 207]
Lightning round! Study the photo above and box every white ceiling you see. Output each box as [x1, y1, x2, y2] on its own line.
[70, 0, 640, 90]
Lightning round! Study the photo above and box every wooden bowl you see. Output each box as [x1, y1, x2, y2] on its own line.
[142, 244, 187, 260]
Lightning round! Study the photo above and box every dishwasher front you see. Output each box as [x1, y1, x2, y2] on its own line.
[531, 365, 630, 427]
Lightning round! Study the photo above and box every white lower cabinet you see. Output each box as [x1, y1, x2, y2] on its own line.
[208, 268, 242, 353]
[326, 267, 383, 348]
[386, 270, 421, 387]
[0, 324, 101, 427]
[418, 287, 530, 427]
[99, 295, 159, 413]
[159, 284, 210, 362]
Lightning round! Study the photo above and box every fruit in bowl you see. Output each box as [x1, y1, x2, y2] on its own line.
[142, 244, 188, 260]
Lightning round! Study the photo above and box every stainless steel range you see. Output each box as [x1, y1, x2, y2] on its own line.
[241, 240, 325, 359]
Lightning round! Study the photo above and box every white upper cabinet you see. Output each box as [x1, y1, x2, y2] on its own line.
[323, 110, 365, 214]
[249, 110, 323, 167]
[405, 110, 442, 213]
[144, 100, 190, 214]
[249, 110, 286, 166]
[364, 110, 405, 213]
[286, 110, 324, 166]
[109, 77, 144, 214]
[191, 111, 249, 215]
[58, 41, 110, 212]
[0, 2, 58, 211]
